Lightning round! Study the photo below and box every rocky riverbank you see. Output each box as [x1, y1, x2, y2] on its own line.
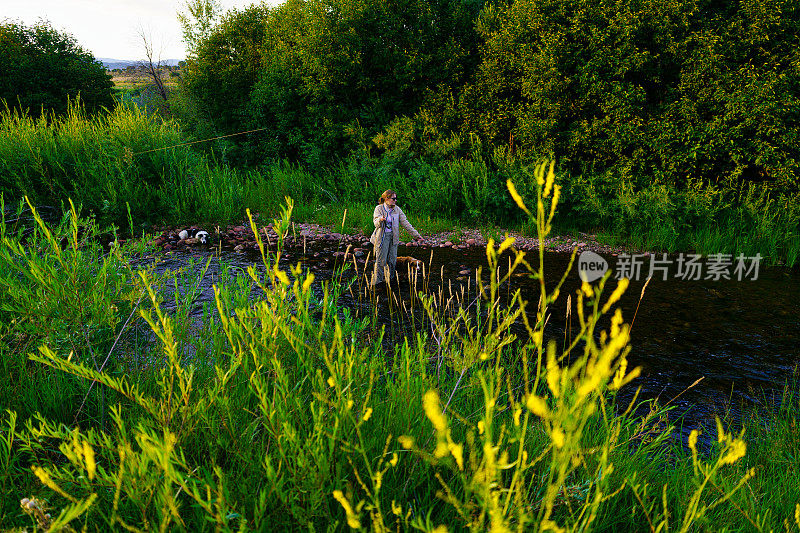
[147, 219, 648, 258]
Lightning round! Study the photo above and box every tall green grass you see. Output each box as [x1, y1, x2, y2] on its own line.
[0, 101, 195, 226]
[2, 167, 799, 531]
[3, 103, 798, 265]
[0, 104, 325, 230]
[557, 173, 800, 266]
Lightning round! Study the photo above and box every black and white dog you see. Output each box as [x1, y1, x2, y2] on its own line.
[178, 228, 210, 244]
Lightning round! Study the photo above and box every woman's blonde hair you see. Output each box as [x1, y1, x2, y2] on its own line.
[379, 189, 397, 204]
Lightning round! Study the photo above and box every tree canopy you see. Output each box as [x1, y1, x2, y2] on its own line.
[179, 0, 800, 192]
[182, 0, 483, 166]
[0, 20, 114, 117]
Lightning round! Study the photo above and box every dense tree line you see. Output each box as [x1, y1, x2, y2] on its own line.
[0, 21, 114, 117]
[181, 0, 800, 193]
[182, 0, 483, 167]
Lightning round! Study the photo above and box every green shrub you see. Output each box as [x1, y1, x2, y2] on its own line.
[0, 21, 114, 118]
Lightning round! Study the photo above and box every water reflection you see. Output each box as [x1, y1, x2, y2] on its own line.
[146, 242, 800, 432]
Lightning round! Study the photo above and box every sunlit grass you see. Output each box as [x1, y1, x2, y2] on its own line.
[2, 168, 798, 531]
[3, 102, 797, 265]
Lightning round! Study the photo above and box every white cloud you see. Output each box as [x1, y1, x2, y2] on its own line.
[0, 0, 277, 60]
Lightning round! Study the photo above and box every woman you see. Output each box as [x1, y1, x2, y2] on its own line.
[370, 190, 424, 286]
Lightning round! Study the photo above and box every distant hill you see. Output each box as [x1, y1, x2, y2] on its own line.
[99, 58, 183, 69]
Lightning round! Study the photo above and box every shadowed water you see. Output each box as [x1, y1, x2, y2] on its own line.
[149, 241, 800, 435]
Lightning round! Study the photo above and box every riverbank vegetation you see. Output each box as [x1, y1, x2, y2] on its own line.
[2, 180, 799, 531]
[2, 100, 799, 265]
[2, 3, 800, 530]
[3, 0, 800, 264]
[173, 0, 800, 264]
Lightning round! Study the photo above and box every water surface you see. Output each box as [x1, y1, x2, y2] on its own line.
[149, 242, 800, 433]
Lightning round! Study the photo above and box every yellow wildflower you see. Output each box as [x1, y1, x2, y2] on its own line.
[526, 395, 549, 418]
[302, 273, 314, 293]
[332, 490, 361, 529]
[551, 428, 565, 448]
[448, 442, 464, 470]
[506, 180, 531, 215]
[423, 390, 447, 432]
[398, 435, 415, 449]
[721, 439, 746, 465]
[601, 278, 629, 313]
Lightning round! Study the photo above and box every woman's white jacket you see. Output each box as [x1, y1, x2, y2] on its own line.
[370, 204, 420, 247]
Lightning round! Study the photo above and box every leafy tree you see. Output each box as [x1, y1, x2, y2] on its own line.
[179, 4, 271, 164]
[656, 0, 800, 193]
[180, 0, 483, 167]
[463, 0, 694, 181]
[462, 0, 800, 191]
[0, 20, 114, 117]
[177, 0, 223, 57]
[245, 0, 483, 167]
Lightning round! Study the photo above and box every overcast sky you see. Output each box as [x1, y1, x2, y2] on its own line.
[1, 0, 280, 60]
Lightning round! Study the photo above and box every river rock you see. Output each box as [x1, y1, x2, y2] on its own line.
[466, 238, 477, 246]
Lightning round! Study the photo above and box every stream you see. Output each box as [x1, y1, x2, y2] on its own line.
[148, 241, 800, 436]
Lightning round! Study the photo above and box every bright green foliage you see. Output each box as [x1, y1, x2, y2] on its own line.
[466, 0, 800, 192]
[177, 0, 223, 57]
[0, 199, 154, 426]
[181, 0, 483, 167]
[177, 0, 800, 194]
[2, 172, 799, 530]
[0, 21, 114, 118]
[2, 96, 798, 262]
[655, 0, 800, 193]
[168, 0, 800, 251]
[0, 102, 197, 227]
[180, 4, 271, 163]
